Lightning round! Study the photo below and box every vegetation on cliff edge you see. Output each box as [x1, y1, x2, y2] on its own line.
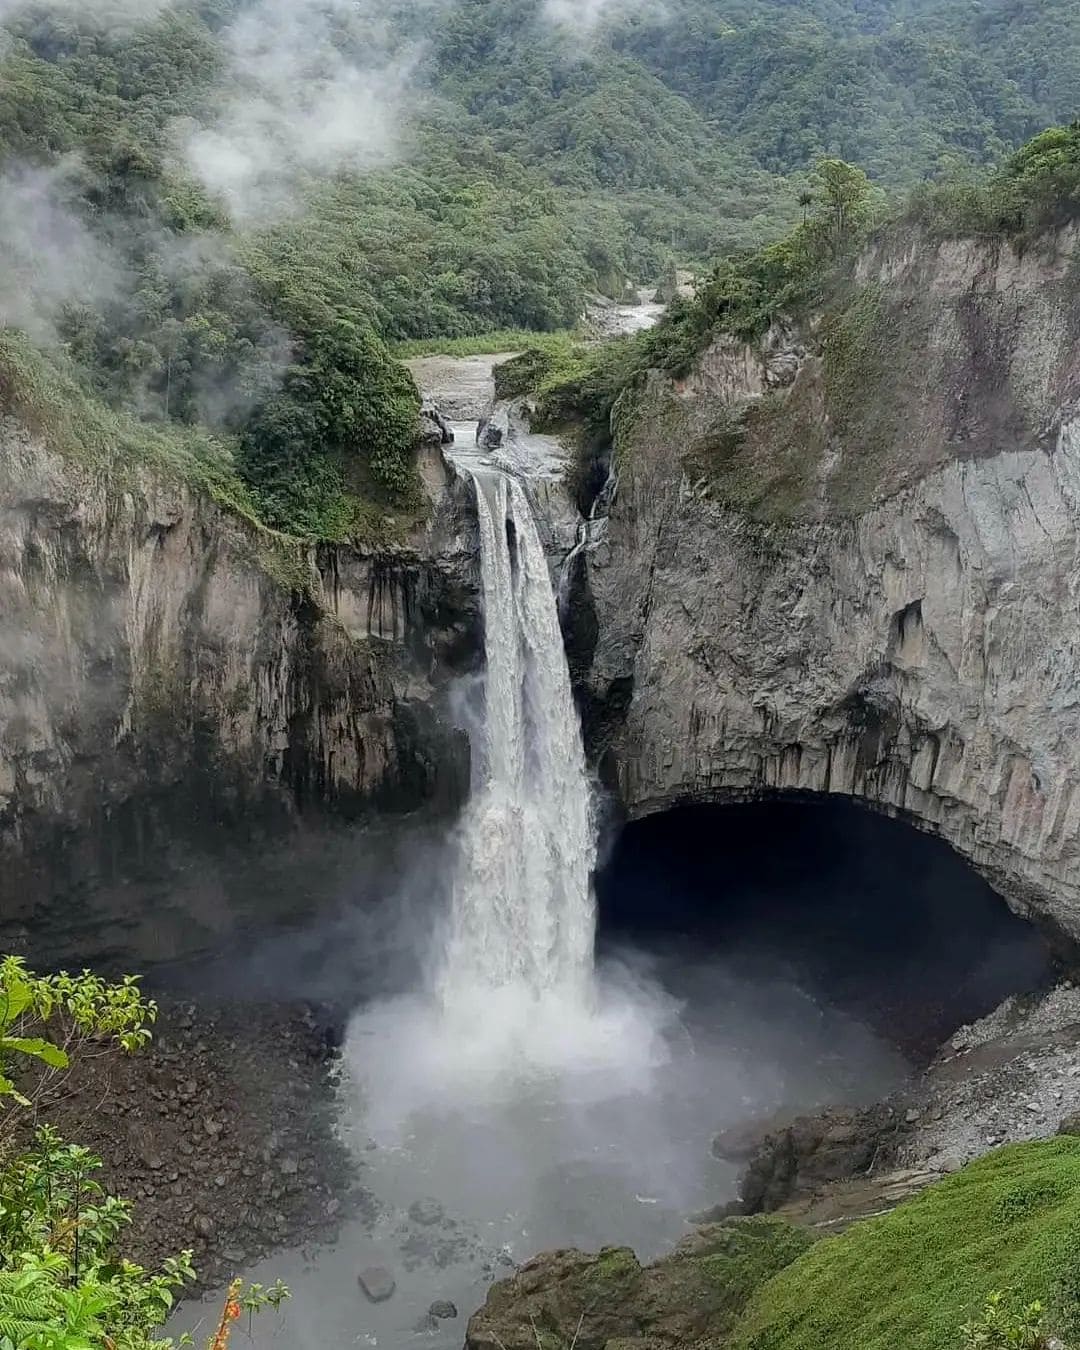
[506, 124, 1080, 518]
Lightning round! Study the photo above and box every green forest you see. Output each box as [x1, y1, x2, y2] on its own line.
[2, 0, 1080, 539]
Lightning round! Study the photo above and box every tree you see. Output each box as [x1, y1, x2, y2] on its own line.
[809, 158, 879, 253]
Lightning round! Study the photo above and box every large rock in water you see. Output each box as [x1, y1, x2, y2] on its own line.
[357, 1266, 396, 1303]
[464, 1217, 812, 1350]
[580, 223, 1080, 942]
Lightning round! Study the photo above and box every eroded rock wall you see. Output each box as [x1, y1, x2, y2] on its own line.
[0, 420, 480, 965]
[582, 226, 1080, 938]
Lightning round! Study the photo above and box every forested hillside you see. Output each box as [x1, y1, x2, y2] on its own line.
[1, 0, 1079, 541]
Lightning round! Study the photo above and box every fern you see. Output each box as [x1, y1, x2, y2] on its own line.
[0, 1267, 69, 1338]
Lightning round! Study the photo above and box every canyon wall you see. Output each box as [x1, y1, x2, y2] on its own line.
[0, 418, 480, 966]
[580, 225, 1080, 940]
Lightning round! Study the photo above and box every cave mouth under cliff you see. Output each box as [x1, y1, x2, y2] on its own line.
[595, 797, 1052, 1059]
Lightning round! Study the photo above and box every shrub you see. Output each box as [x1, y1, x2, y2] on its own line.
[0, 959, 288, 1350]
[0, 955, 155, 1137]
[237, 318, 421, 537]
[961, 1292, 1052, 1350]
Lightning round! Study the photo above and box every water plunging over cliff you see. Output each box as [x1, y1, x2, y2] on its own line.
[437, 469, 595, 1010]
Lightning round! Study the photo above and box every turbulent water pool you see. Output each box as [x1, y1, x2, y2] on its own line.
[171, 419, 1048, 1350]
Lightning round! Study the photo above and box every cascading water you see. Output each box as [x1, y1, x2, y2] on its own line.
[172, 421, 923, 1350]
[436, 469, 595, 1011]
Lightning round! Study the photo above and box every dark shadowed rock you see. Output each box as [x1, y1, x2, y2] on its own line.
[734, 1106, 901, 1215]
[477, 407, 509, 450]
[428, 1300, 458, 1319]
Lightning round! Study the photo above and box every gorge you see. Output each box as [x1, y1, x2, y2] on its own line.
[6, 182, 1080, 1350]
[165, 397, 1052, 1349]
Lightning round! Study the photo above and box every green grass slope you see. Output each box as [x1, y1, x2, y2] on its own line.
[730, 1138, 1080, 1350]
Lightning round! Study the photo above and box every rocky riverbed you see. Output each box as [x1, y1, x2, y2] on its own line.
[45, 998, 360, 1293]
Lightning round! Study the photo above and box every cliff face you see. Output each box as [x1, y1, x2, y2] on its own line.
[580, 225, 1080, 940]
[0, 419, 480, 966]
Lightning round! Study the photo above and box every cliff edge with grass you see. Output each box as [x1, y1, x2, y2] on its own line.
[0, 338, 481, 967]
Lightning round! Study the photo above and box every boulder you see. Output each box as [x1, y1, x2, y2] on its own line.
[358, 1266, 396, 1303]
[419, 398, 454, 445]
[465, 1217, 811, 1350]
[732, 1105, 901, 1215]
[477, 406, 509, 450]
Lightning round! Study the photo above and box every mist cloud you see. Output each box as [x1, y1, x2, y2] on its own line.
[0, 0, 175, 25]
[180, 0, 415, 223]
[542, 0, 660, 32]
[0, 162, 126, 346]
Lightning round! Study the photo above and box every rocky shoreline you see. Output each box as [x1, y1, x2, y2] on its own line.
[704, 980, 1080, 1234]
[46, 997, 360, 1294]
[59, 978, 1080, 1321]
[461, 980, 1080, 1347]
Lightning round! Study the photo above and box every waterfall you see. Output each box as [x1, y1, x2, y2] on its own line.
[435, 468, 596, 1014]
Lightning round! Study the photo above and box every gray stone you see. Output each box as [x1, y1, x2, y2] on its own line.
[477, 406, 509, 450]
[579, 223, 1080, 941]
[358, 1267, 396, 1303]
[429, 1300, 458, 1320]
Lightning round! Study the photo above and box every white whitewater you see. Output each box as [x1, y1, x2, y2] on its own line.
[436, 467, 596, 1013]
[346, 448, 672, 1135]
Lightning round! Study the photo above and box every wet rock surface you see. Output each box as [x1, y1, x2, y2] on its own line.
[465, 1217, 811, 1350]
[717, 1104, 902, 1218]
[709, 981, 1080, 1234]
[358, 1266, 397, 1302]
[405, 353, 521, 421]
[40, 997, 358, 1293]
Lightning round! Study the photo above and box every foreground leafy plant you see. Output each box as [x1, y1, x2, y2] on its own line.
[0, 960, 288, 1349]
[961, 1291, 1053, 1349]
[0, 958, 156, 1136]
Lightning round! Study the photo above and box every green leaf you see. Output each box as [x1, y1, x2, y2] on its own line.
[0, 1038, 70, 1069]
[0, 1072, 31, 1106]
[0, 979, 33, 1030]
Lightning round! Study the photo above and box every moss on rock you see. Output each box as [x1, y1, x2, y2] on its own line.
[465, 1216, 812, 1350]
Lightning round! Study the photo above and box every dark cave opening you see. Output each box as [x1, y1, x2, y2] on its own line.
[595, 797, 1053, 1058]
